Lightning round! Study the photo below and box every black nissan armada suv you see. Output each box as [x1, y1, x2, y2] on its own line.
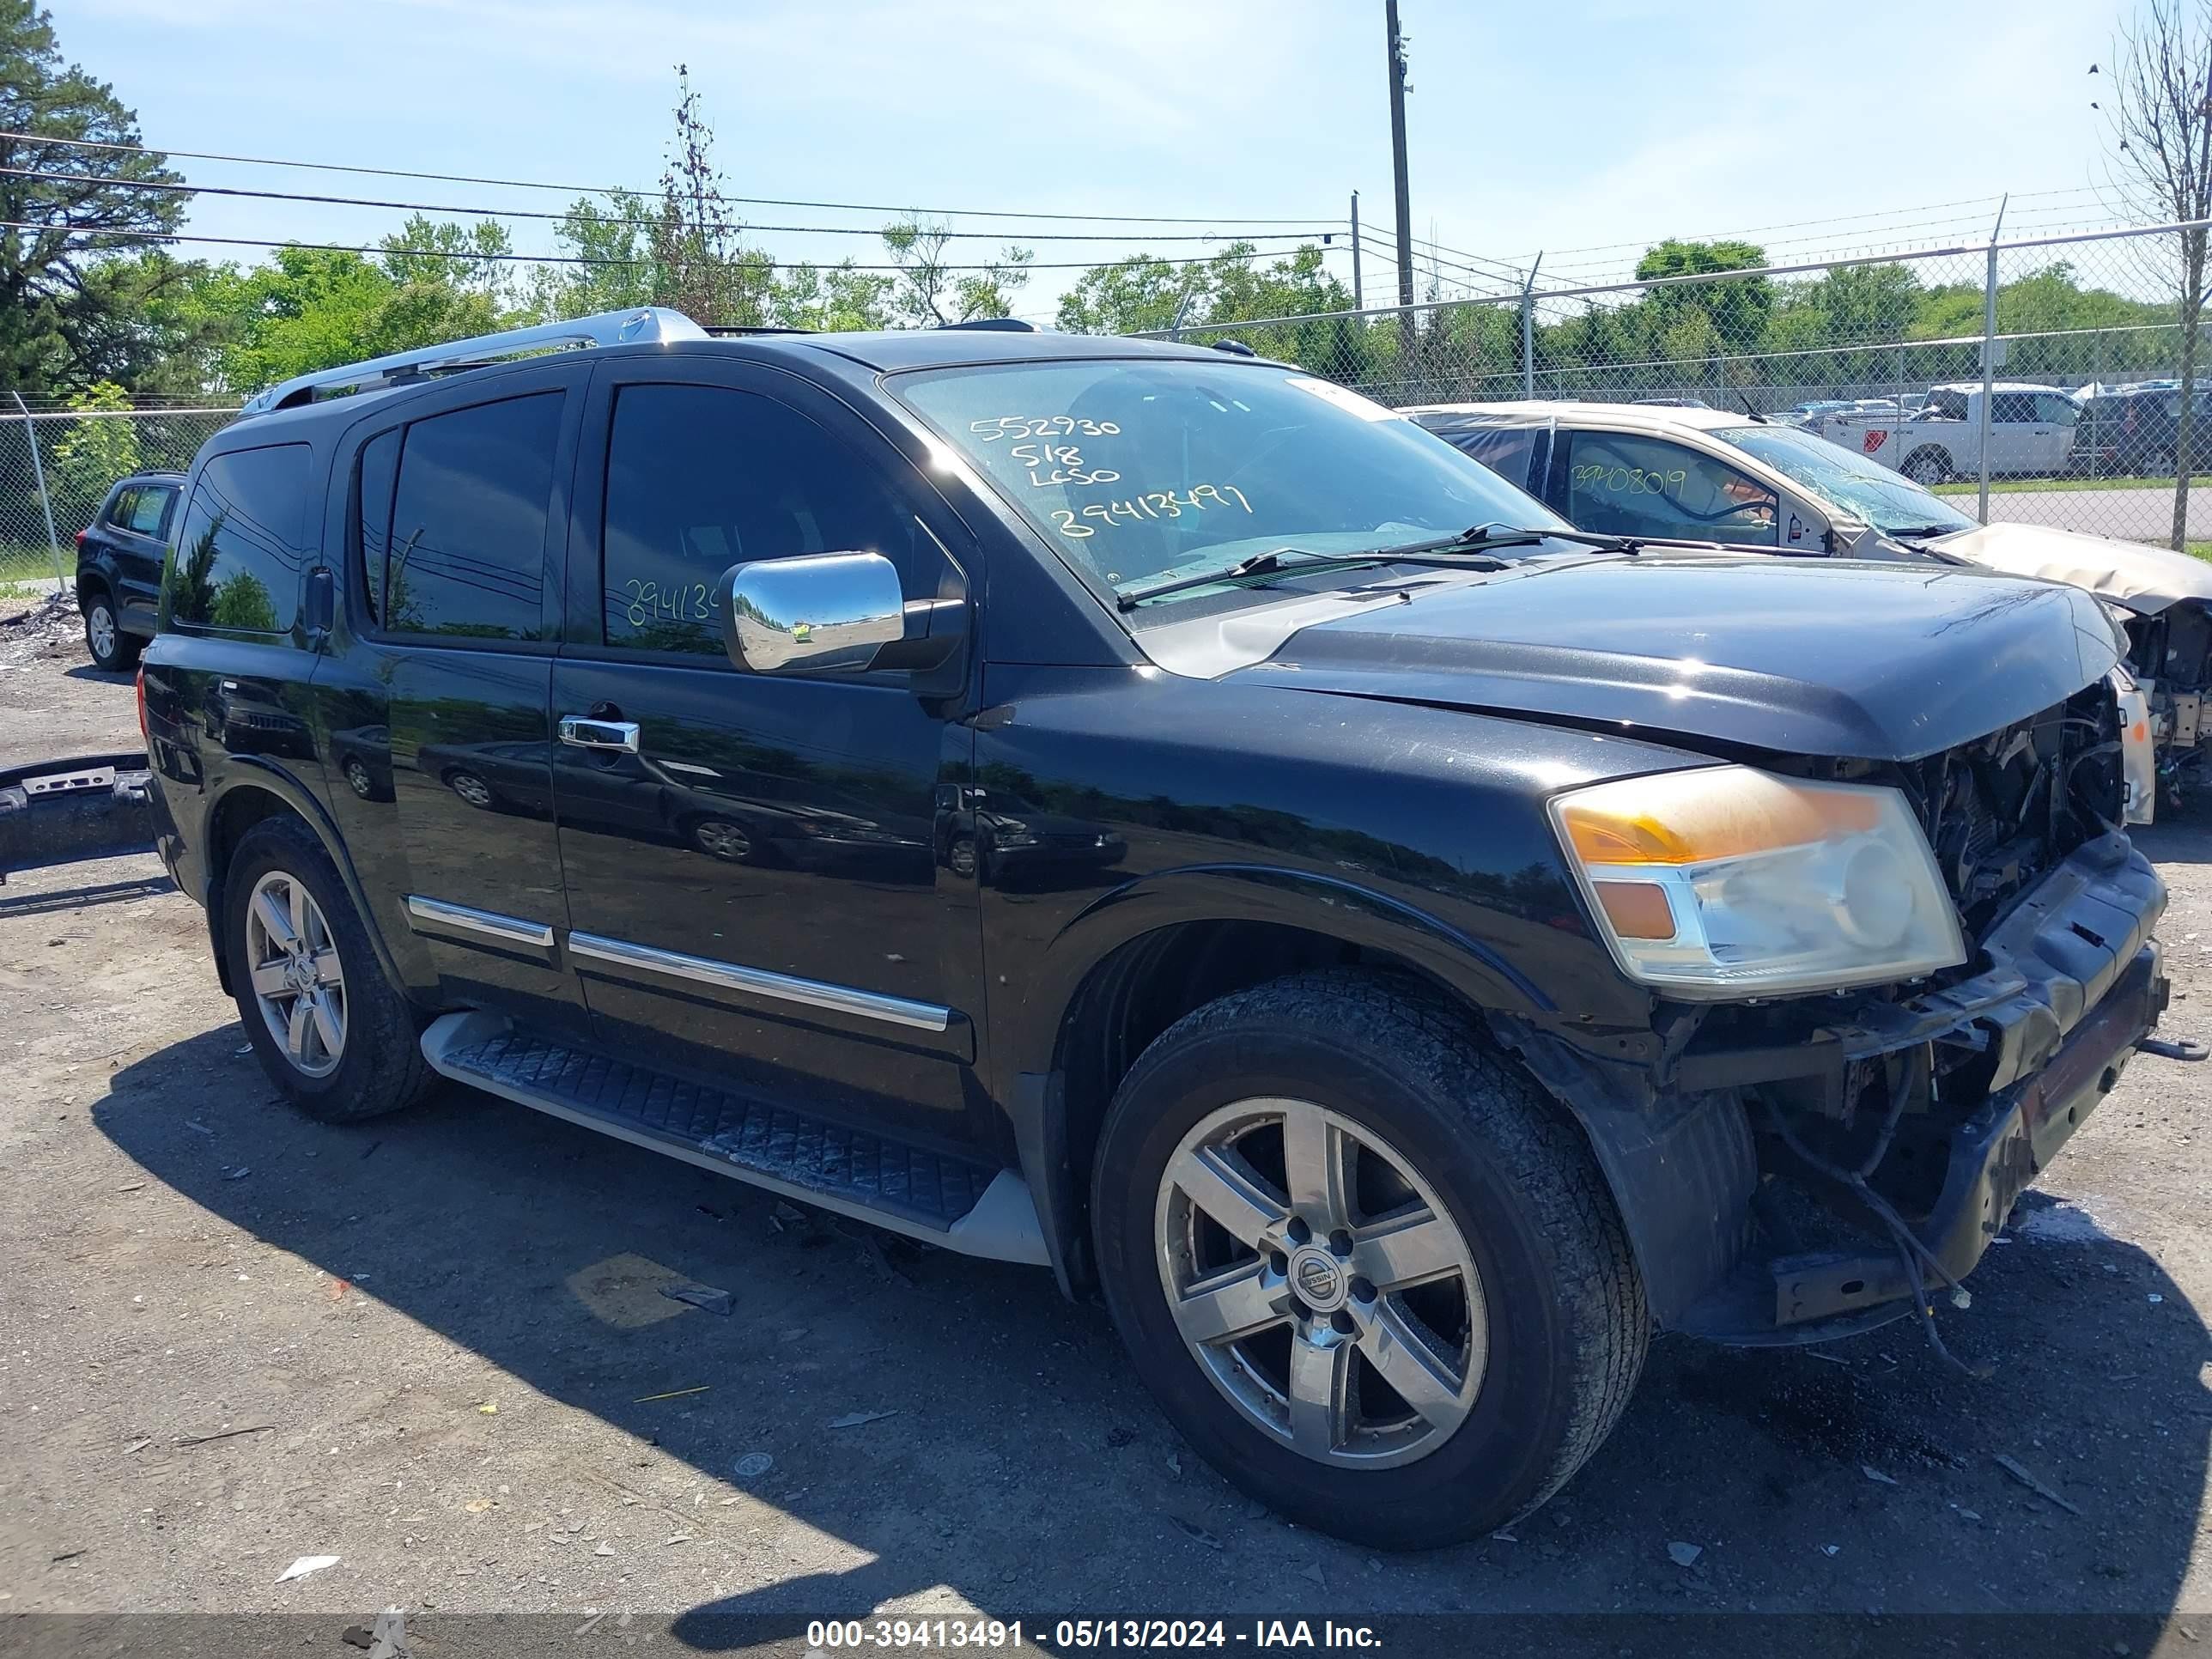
[139, 309, 2179, 1548]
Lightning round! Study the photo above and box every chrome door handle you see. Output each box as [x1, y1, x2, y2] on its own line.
[559, 715, 640, 753]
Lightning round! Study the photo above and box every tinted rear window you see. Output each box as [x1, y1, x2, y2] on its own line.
[168, 445, 311, 634]
[381, 393, 561, 641]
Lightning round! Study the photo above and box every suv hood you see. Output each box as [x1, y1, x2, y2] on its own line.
[1154, 555, 2121, 762]
[1921, 520, 2212, 615]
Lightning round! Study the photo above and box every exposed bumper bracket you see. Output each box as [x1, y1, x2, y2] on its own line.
[0, 751, 155, 883]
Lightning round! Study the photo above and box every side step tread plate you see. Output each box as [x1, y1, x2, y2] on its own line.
[419, 1013, 1047, 1265]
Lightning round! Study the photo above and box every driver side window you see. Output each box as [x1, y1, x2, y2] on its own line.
[600, 382, 939, 658]
[1561, 432, 1778, 547]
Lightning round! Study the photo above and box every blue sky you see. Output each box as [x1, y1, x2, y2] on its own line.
[57, 0, 2128, 317]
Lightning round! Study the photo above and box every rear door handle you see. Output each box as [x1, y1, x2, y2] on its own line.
[559, 715, 641, 753]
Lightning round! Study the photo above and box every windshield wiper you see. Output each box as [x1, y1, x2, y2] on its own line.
[1457, 521, 1644, 555]
[1883, 523, 1964, 540]
[1115, 522, 1633, 611]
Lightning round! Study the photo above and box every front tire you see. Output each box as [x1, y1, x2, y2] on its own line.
[222, 816, 434, 1122]
[82, 587, 141, 672]
[1091, 970, 1647, 1549]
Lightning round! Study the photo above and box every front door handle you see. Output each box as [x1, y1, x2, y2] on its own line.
[559, 714, 641, 753]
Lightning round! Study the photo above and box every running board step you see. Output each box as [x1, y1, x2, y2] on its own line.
[420, 1012, 1047, 1265]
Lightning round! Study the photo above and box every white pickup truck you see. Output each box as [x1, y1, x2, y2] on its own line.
[1811, 381, 2079, 483]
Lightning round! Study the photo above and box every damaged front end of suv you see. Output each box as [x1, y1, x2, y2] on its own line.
[1495, 674, 2185, 1357]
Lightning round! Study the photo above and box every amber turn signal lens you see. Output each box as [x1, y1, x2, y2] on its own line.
[1557, 767, 1883, 866]
[1594, 879, 1675, 940]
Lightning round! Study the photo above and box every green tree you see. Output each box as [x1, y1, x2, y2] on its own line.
[208, 568, 276, 632]
[164, 228, 528, 398]
[1634, 238, 1772, 358]
[49, 380, 139, 507]
[650, 67, 777, 326]
[883, 216, 1033, 326]
[769, 260, 894, 331]
[1056, 254, 1194, 334]
[0, 0, 191, 393]
[535, 190, 659, 319]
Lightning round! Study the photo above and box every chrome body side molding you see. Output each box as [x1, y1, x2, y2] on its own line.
[566, 931, 952, 1034]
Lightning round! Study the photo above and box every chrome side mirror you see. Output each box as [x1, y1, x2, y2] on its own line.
[717, 551, 906, 674]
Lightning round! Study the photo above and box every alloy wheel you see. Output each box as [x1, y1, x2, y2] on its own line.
[244, 870, 347, 1078]
[87, 602, 117, 660]
[1153, 1097, 1487, 1468]
[448, 772, 494, 809]
[694, 819, 752, 861]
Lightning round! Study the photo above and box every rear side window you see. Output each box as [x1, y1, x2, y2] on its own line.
[169, 445, 311, 634]
[1428, 422, 1540, 492]
[380, 393, 561, 641]
[104, 487, 139, 528]
[125, 486, 173, 537]
[1989, 392, 2039, 424]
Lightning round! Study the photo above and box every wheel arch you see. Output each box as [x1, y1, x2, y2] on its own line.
[199, 765, 410, 1003]
[1000, 864, 1559, 1297]
[1901, 443, 1953, 481]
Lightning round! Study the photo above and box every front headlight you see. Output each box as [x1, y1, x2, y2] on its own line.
[1549, 766, 1967, 1000]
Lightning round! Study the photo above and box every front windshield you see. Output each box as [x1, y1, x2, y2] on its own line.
[1715, 423, 1977, 537]
[894, 359, 1570, 612]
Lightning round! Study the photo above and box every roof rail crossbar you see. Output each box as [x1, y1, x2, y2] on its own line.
[237, 307, 707, 418]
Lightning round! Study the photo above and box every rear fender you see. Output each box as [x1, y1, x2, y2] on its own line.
[197, 760, 414, 1004]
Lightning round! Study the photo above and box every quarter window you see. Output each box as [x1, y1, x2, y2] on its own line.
[125, 486, 173, 538]
[1561, 432, 1778, 547]
[1429, 423, 1542, 493]
[599, 382, 933, 657]
[379, 393, 562, 641]
[168, 445, 311, 633]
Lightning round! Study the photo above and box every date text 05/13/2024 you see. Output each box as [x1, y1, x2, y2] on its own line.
[803, 1620, 1386, 1650]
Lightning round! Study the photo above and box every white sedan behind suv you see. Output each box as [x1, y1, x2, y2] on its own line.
[1405, 399, 2212, 805]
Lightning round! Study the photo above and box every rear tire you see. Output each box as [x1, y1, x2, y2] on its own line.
[222, 816, 434, 1123]
[82, 587, 141, 672]
[1901, 447, 1950, 486]
[1091, 969, 1647, 1549]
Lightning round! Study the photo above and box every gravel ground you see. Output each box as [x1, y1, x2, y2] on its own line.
[2, 599, 2209, 1641]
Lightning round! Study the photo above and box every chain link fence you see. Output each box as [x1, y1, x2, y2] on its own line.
[0, 405, 237, 591]
[1146, 217, 2212, 555]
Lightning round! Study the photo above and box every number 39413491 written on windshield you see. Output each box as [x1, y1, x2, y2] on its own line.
[1049, 485, 1252, 538]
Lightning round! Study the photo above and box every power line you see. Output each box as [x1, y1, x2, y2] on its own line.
[2, 218, 1340, 274]
[0, 131, 1340, 230]
[0, 167, 1344, 246]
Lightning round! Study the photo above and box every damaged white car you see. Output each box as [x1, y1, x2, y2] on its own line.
[1407, 399, 2212, 812]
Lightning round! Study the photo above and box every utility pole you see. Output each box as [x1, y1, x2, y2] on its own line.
[1349, 190, 1364, 310]
[1385, 0, 1415, 356]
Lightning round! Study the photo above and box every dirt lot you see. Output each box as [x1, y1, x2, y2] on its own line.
[3, 592, 2210, 1645]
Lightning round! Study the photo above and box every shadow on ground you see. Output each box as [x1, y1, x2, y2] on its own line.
[94, 1024, 2211, 1640]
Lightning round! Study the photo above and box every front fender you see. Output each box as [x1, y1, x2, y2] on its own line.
[993, 861, 1568, 1297]
[1030, 861, 1557, 1063]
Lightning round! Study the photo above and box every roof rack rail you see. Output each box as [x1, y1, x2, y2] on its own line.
[237, 307, 707, 418]
[702, 324, 817, 337]
[935, 318, 1036, 333]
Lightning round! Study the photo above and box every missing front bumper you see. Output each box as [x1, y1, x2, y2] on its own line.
[1670, 828, 2178, 1346]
